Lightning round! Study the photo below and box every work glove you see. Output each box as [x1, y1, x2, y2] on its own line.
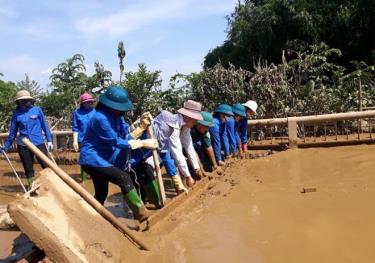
[171, 174, 188, 194]
[73, 132, 79, 152]
[130, 112, 154, 139]
[128, 139, 158, 150]
[47, 142, 54, 152]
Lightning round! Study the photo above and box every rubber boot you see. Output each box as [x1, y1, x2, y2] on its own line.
[123, 190, 150, 222]
[26, 177, 34, 191]
[144, 180, 161, 208]
[80, 169, 87, 182]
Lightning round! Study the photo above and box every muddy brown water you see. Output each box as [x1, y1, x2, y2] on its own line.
[1, 145, 375, 262]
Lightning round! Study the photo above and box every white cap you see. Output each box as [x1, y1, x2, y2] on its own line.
[242, 100, 258, 114]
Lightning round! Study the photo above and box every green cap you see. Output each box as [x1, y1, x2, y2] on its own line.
[198, 111, 214, 127]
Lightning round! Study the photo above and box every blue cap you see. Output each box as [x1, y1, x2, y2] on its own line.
[214, 104, 233, 115]
[232, 103, 246, 117]
[99, 86, 133, 111]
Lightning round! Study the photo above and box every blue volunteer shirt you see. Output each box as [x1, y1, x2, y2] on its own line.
[4, 106, 52, 150]
[71, 107, 96, 143]
[209, 115, 230, 161]
[235, 118, 248, 146]
[79, 107, 133, 167]
[227, 116, 238, 154]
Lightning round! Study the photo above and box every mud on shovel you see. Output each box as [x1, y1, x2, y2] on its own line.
[1, 148, 27, 193]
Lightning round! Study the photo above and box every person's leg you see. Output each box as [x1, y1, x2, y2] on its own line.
[35, 144, 49, 169]
[17, 145, 35, 186]
[81, 166, 109, 205]
[88, 166, 149, 221]
[133, 162, 161, 207]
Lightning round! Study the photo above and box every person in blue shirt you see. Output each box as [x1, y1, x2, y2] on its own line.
[232, 103, 247, 157]
[1, 90, 53, 188]
[209, 104, 233, 165]
[191, 111, 218, 172]
[71, 92, 96, 182]
[79, 86, 158, 222]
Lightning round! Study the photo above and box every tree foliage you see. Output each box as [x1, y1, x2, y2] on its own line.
[204, 0, 375, 69]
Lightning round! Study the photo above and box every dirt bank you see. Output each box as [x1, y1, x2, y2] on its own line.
[141, 145, 375, 263]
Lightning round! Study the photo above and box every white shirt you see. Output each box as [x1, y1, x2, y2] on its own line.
[169, 114, 200, 178]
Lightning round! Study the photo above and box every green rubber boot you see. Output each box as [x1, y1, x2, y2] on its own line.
[26, 177, 34, 191]
[123, 190, 150, 222]
[80, 169, 87, 182]
[145, 180, 161, 208]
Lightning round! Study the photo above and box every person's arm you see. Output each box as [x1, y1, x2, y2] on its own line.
[205, 146, 218, 169]
[169, 127, 191, 178]
[39, 107, 52, 143]
[71, 111, 79, 151]
[239, 118, 248, 151]
[209, 125, 222, 161]
[221, 122, 230, 159]
[159, 151, 177, 176]
[93, 116, 131, 149]
[227, 118, 238, 155]
[3, 114, 18, 151]
[180, 128, 200, 171]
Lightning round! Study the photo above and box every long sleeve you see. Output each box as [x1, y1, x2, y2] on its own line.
[239, 118, 248, 144]
[227, 117, 238, 154]
[209, 124, 222, 161]
[159, 151, 177, 176]
[3, 114, 18, 150]
[39, 108, 52, 142]
[169, 127, 192, 177]
[71, 110, 79, 132]
[180, 127, 200, 170]
[93, 116, 131, 149]
[221, 122, 230, 158]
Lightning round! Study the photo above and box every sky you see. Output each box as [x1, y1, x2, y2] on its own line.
[0, 0, 237, 89]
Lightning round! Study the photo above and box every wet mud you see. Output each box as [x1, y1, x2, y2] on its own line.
[141, 145, 375, 263]
[1, 146, 375, 262]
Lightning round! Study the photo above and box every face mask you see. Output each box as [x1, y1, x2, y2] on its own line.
[20, 100, 33, 109]
[82, 102, 94, 110]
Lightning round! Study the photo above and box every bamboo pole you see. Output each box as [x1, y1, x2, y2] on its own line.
[21, 137, 151, 251]
[146, 127, 167, 206]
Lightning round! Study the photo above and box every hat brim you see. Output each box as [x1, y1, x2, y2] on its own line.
[215, 109, 234, 116]
[242, 103, 257, 115]
[198, 120, 213, 127]
[99, 95, 133, 111]
[80, 98, 96, 104]
[15, 95, 35, 101]
[233, 109, 246, 117]
[177, 108, 203, 120]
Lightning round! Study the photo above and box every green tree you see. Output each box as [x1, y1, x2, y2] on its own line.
[204, 0, 375, 69]
[121, 64, 162, 121]
[0, 76, 18, 131]
[17, 74, 43, 100]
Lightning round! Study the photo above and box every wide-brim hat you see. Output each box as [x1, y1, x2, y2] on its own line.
[198, 111, 214, 127]
[214, 104, 233, 116]
[232, 103, 247, 117]
[15, 90, 35, 101]
[242, 100, 258, 114]
[177, 100, 203, 120]
[99, 86, 133, 111]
